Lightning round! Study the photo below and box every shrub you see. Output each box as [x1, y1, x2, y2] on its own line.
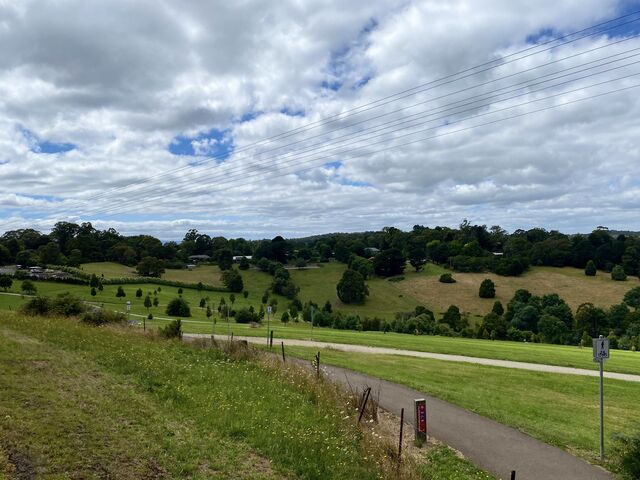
[614, 430, 640, 479]
[166, 297, 191, 317]
[21, 293, 85, 317]
[336, 269, 368, 304]
[116, 286, 126, 298]
[492, 301, 504, 316]
[82, 309, 126, 326]
[0, 274, 12, 291]
[238, 256, 250, 270]
[221, 269, 244, 293]
[612, 265, 627, 281]
[160, 318, 182, 339]
[235, 308, 258, 324]
[21, 296, 53, 316]
[479, 279, 496, 298]
[439, 273, 455, 283]
[585, 260, 597, 276]
[387, 275, 405, 282]
[21, 279, 37, 295]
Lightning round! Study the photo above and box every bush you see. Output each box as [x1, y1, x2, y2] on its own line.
[238, 257, 250, 270]
[21, 296, 53, 316]
[166, 297, 191, 317]
[336, 269, 368, 304]
[221, 269, 244, 293]
[160, 318, 182, 339]
[612, 265, 627, 281]
[387, 276, 405, 282]
[585, 260, 597, 276]
[82, 309, 127, 326]
[439, 273, 456, 283]
[479, 279, 496, 298]
[614, 430, 640, 479]
[21, 293, 85, 317]
[235, 308, 258, 324]
[21, 279, 37, 295]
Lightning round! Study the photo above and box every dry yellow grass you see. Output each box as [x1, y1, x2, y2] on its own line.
[395, 266, 639, 316]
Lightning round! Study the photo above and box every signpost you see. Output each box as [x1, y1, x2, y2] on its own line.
[592, 335, 609, 460]
[267, 305, 272, 345]
[126, 300, 131, 324]
[414, 398, 427, 444]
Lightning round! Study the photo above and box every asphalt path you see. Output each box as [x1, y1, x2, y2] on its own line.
[185, 333, 640, 383]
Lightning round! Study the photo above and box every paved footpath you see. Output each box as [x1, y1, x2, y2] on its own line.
[185, 334, 613, 479]
[186, 334, 640, 383]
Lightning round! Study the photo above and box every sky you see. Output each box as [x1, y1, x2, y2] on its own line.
[1, 0, 640, 240]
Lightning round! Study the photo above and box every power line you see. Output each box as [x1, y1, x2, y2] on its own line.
[75, 11, 640, 204]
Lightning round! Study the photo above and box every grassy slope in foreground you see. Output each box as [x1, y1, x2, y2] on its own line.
[0, 313, 494, 480]
[281, 345, 639, 471]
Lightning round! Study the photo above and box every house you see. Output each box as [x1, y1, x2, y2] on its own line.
[232, 255, 252, 262]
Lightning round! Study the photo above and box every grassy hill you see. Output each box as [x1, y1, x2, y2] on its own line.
[0, 312, 492, 479]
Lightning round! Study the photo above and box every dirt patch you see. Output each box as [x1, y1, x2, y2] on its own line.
[6, 449, 35, 480]
[396, 267, 638, 316]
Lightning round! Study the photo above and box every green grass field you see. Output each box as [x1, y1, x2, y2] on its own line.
[2, 275, 640, 376]
[0, 312, 493, 480]
[279, 345, 640, 471]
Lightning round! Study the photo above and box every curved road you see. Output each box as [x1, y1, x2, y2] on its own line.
[185, 334, 612, 479]
[187, 334, 640, 382]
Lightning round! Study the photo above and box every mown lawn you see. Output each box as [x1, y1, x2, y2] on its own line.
[279, 345, 640, 471]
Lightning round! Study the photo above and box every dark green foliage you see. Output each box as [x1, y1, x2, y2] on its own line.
[478, 279, 495, 298]
[199, 298, 206, 308]
[235, 308, 259, 324]
[238, 256, 250, 270]
[623, 287, 640, 310]
[243, 290, 249, 298]
[537, 315, 568, 344]
[271, 267, 298, 299]
[585, 260, 597, 276]
[166, 297, 191, 317]
[348, 255, 374, 279]
[407, 240, 427, 272]
[614, 430, 640, 478]
[116, 286, 126, 298]
[135, 288, 143, 298]
[494, 257, 528, 276]
[323, 300, 332, 313]
[160, 318, 182, 339]
[575, 303, 608, 337]
[439, 273, 455, 283]
[217, 249, 233, 271]
[492, 301, 504, 316]
[221, 269, 244, 293]
[281, 311, 290, 324]
[373, 248, 406, 277]
[21, 280, 36, 294]
[153, 296, 159, 307]
[21, 293, 85, 317]
[90, 287, 97, 296]
[144, 295, 152, 310]
[441, 305, 466, 331]
[136, 256, 165, 277]
[336, 269, 368, 304]
[612, 265, 627, 281]
[0, 274, 12, 291]
[89, 273, 100, 288]
[478, 312, 509, 339]
[82, 309, 127, 326]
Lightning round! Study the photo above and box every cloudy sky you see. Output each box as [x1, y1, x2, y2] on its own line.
[1, 0, 640, 239]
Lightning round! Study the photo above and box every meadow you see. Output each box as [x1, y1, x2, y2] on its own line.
[278, 345, 640, 471]
[2, 275, 640, 376]
[0, 312, 493, 480]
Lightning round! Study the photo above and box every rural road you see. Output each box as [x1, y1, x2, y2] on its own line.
[184, 334, 612, 480]
[187, 334, 640, 382]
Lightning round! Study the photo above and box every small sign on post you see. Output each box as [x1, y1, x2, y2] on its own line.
[593, 335, 609, 461]
[414, 398, 427, 444]
[126, 301, 131, 312]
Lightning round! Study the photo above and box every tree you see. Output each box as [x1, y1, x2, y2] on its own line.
[238, 256, 250, 270]
[243, 290, 249, 298]
[199, 298, 206, 308]
[585, 260, 597, 276]
[136, 256, 165, 277]
[206, 305, 213, 321]
[373, 248, 406, 277]
[492, 301, 504, 316]
[348, 256, 374, 279]
[336, 269, 369, 304]
[408, 240, 427, 272]
[281, 310, 290, 325]
[0, 245, 11, 265]
[116, 286, 126, 298]
[323, 300, 332, 313]
[624, 287, 640, 310]
[89, 274, 100, 288]
[166, 297, 191, 317]
[612, 265, 627, 281]
[479, 279, 496, 298]
[221, 269, 244, 293]
[153, 296, 159, 307]
[21, 280, 36, 295]
[538, 314, 568, 344]
[218, 248, 233, 270]
[478, 312, 508, 339]
[135, 288, 143, 298]
[144, 295, 152, 312]
[67, 249, 82, 267]
[441, 305, 462, 331]
[90, 287, 97, 297]
[575, 303, 609, 337]
[0, 275, 12, 292]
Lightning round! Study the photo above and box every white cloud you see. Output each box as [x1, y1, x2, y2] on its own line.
[1, 0, 639, 239]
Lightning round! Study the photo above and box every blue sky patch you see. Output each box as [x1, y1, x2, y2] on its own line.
[324, 161, 342, 169]
[280, 106, 305, 117]
[20, 127, 76, 154]
[169, 128, 234, 161]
